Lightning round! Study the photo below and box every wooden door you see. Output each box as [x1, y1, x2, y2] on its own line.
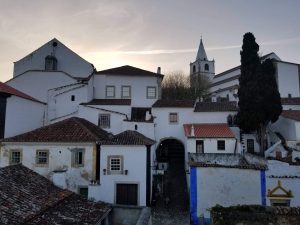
[116, 183, 138, 205]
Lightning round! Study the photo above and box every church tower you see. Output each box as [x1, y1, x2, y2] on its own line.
[190, 38, 215, 83]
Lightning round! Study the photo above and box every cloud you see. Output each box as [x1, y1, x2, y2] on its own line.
[89, 36, 300, 56]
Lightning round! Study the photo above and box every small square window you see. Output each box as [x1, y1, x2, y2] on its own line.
[36, 150, 49, 166]
[98, 114, 110, 128]
[107, 155, 123, 175]
[72, 149, 85, 167]
[169, 112, 178, 124]
[121, 86, 131, 98]
[217, 140, 225, 150]
[10, 150, 22, 165]
[78, 187, 88, 198]
[147, 87, 156, 99]
[106, 86, 115, 98]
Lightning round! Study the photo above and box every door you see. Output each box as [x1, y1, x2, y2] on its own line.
[116, 183, 138, 205]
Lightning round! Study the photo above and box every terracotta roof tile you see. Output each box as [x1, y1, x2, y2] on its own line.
[81, 99, 131, 105]
[103, 130, 155, 145]
[183, 123, 235, 138]
[281, 97, 300, 105]
[0, 82, 45, 104]
[2, 117, 109, 142]
[152, 99, 195, 108]
[0, 164, 110, 225]
[194, 101, 238, 112]
[96, 65, 163, 77]
[281, 110, 300, 121]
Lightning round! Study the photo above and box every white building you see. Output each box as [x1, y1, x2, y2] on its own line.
[0, 82, 45, 139]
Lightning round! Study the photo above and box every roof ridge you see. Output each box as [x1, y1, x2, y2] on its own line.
[73, 117, 108, 141]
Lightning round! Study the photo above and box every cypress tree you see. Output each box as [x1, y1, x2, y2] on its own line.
[237, 33, 282, 156]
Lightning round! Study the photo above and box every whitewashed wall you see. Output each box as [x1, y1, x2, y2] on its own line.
[13, 39, 94, 78]
[153, 108, 234, 144]
[93, 74, 162, 107]
[89, 145, 147, 206]
[78, 105, 128, 134]
[48, 84, 88, 123]
[271, 117, 299, 141]
[5, 96, 45, 138]
[7, 71, 76, 102]
[276, 62, 300, 98]
[186, 138, 237, 154]
[196, 167, 261, 218]
[122, 121, 155, 140]
[266, 160, 300, 207]
[0, 142, 95, 193]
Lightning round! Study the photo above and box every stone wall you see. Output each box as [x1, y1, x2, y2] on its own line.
[210, 205, 300, 225]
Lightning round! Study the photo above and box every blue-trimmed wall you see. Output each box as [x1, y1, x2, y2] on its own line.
[260, 170, 266, 206]
[190, 166, 199, 225]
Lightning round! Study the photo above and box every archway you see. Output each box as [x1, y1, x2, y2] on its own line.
[156, 138, 185, 163]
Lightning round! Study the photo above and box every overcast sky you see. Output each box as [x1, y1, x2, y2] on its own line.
[1, 0, 300, 82]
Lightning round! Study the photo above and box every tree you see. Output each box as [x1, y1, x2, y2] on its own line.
[237, 32, 282, 156]
[161, 71, 210, 100]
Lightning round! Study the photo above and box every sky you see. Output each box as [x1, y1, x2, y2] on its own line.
[0, 0, 300, 82]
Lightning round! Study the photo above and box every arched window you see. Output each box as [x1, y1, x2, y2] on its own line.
[205, 64, 209, 71]
[193, 65, 196, 73]
[227, 115, 233, 126]
[45, 55, 57, 71]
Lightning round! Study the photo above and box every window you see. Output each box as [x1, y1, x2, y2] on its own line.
[196, 140, 204, 153]
[98, 114, 110, 128]
[78, 187, 88, 198]
[227, 115, 233, 126]
[193, 65, 196, 73]
[121, 86, 131, 98]
[107, 155, 123, 175]
[247, 139, 255, 153]
[106, 86, 115, 98]
[45, 55, 57, 71]
[147, 87, 156, 99]
[169, 112, 178, 124]
[71, 95, 75, 101]
[36, 150, 49, 166]
[217, 140, 225, 150]
[205, 63, 209, 71]
[10, 150, 22, 165]
[72, 149, 85, 167]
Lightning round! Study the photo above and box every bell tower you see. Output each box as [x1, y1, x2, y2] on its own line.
[190, 38, 215, 83]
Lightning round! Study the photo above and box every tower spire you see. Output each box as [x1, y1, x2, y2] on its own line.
[196, 38, 208, 61]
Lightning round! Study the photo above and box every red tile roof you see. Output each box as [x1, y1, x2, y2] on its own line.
[194, 101, 238, 112]
[96, 65, 163, 77]
[102, 130, 156, 145]
[152, 99, 195, 108]
[183, 123, 235, 138]
[2, 117, 109, 142]
[0, 164, 111, 225]
[0, 82, 45, 104]
[281, 110, 300, 121]
[81, 99, 131, 105]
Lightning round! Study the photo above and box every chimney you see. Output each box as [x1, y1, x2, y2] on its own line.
[191, 124, 195, 137]
[157, 67, 161, 74]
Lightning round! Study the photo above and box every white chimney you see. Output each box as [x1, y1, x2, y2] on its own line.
[191, 124, 195, 137]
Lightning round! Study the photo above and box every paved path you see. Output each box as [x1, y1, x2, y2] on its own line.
[152, 159, 190, 225]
